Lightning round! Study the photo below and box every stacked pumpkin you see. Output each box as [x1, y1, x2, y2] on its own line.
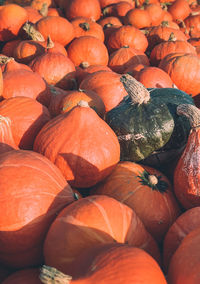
[0, 0, 200, 283]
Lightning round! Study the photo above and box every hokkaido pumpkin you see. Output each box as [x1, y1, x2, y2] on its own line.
[34, 101, 120, 188]
[43, 195, 161, 277]
[40, 244, 166, 284]
[92, 161, 181, 243]
[0, 149, 74, 268]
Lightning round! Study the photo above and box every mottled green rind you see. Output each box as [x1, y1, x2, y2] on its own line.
[106, 88, 194, 162]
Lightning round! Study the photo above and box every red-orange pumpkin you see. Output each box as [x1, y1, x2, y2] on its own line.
[0, 115, 18, 154]
[0, 149, 74, 269]
[0, 96, 51, 150]
[33, 101, 120, 188]
[92, 161, 181, 243]
[43, 195, 161, 277]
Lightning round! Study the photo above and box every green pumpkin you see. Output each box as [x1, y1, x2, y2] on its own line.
[106, 74, 194, 166]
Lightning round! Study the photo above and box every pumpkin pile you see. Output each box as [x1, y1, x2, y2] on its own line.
[0, 0, 200, 283]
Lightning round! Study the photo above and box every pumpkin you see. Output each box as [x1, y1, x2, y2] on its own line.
[2, 268, 41, 284]
[40, 244, 166, 284]
[168, 0, 191, 23]
[0, 96, 51, 150]
[59, 89, 106, 118]
[35, 16, 74, 46]
[184, 13, 200, 38]
[43, 195, 161, 277]
[0, 149, 74, 268]
[92, 161, 181, 243]
[0, 56, 32, 72]
[24, 6, 43, 24]
[124, 7, 152, 29]
[29, 51, 76, 90]
[34, 101, 120, 188]
[106, 25, 148, 53]
[79, 70, 128, 112]
[0, 4, 28, 42]
[64, 0, 101, 21]
[168, 227, 200, 284]
[133, 66, 174, 88]
[150, 38, 197, 66]
[1, 39, 21, 57]
[159, 52, 200, 97]
[106, 74, 194, 166]
[67, 36, 109, 67]
[163, 207, 200, 273]
[0, 115, 18, 154]
[97, 16, 123, 28]
[1, 68, 49, 106]
[144, 3, 165, 26]
[13, 40, 45, 64]
[71, 17, 105, 42]
[75, 64, 112, 86]
[102, 1, 134, 18]
[174, 104, 200, 209]
[108, 46, 150, 74]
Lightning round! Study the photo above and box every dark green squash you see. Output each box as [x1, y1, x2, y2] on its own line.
[106, 74, 194, 166]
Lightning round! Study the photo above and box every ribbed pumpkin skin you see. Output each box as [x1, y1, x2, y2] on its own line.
[168, 227, 200, 284]
[150, 40, 197, 66]
[0, 4, 28, 42]
[108, 46, 150, 74]
[64, 0, 101, 21]
[0, 97, 51, 150]
[1, 69, 49, 106]
[65, 244, 166, 284]
[159, 53, 200, 97]
[163, 207, 200, 273]
[35, 16, 74, 46]
[33, 104, 120, 188]
[92, 161, 181, 243]
[79, 71, 127, 112]
[67, 36, 109, 67]
[29, 52, 76, 90]
[2, 268, 41, 284]
[43, 195, 161, 277]
[0, 150, 74, 269]
[0, 116, 18, 154]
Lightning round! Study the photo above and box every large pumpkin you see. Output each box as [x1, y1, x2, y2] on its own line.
[92, 161, 181, 243]
[43, 195, 161, 277]
[34, 101, 120, 188]
[106, 74, 194, 167]
[0, 150, 75, 269]
[40, 244, 166, 284]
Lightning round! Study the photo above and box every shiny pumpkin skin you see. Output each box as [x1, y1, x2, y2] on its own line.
[0, 150, 74, 269]
[106, 87, 194, 164]
[43, 195, 161, 277]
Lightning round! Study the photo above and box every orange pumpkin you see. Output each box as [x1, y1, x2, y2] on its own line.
[0, 150, 74, 268]
[0, 115, 18, 155]
[34, 101, 120, 188]
[43, 195, 161, 277]
[92, 161, 181, 243]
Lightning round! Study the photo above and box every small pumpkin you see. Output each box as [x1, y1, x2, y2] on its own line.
[106, 74, 194, 166]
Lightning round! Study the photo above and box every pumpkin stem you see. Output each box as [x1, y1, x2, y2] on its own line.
[0, 55, 14, 64]
[168, 32, 177, 41]
[77, 100, 89, 107]
[138, 170, 168, 193]
[40, 265, 72, 284]
[46, 35, 55, 49]
[39, 2, 48, 17]
[120, 74, 150, 105]
[22, 22, 45, 42]
[79, 22, 90, 31]
[177, 104, 200, 128]
[79, 61, 90, 69]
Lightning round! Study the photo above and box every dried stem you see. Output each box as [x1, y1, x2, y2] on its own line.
[39, 265, 72, 284]
[177, 104, 200, 128]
